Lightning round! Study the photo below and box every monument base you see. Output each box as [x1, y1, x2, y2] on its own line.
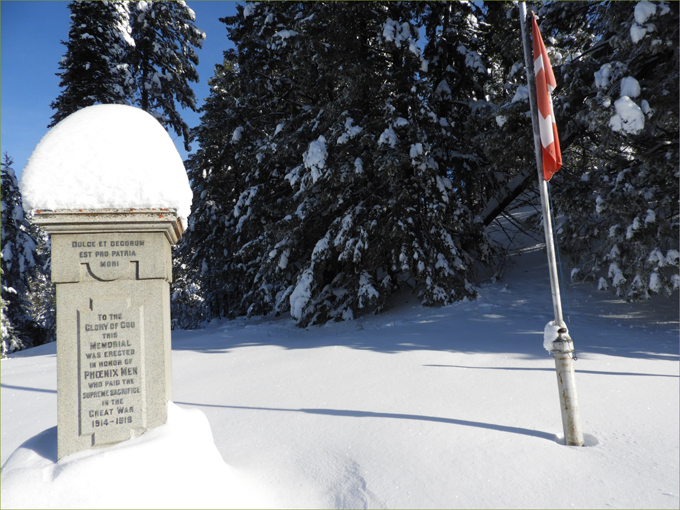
[0, 403, 276, 509]
[33, 209, 181, 460]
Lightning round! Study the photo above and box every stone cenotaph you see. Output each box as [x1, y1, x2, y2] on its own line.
[35, 210, 182, 459]
[20, 105, 193, 460]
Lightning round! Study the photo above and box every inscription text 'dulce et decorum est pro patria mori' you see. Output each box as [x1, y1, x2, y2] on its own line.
[72, 238, 146, 270]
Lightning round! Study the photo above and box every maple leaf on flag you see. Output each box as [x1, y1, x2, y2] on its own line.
[532, 13, 562, 181]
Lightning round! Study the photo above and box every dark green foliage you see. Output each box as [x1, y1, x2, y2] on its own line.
[1, 155, 55, 356]
[535, 1, 679, 299]
[129, 0, 205, 150]
[45, 1, 678, 331]
[441, 1, 679, 300]
[49, 1, 134, 127]
[177, 1, 678, 328]
[50, 1, 204, 150]
[176, 2, 493, 327]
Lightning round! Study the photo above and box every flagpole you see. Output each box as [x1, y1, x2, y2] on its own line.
[519, 2, 584, 447]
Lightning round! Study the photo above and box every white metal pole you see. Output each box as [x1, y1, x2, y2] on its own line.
[538, 179, 565, 327]
[519, 2, 584, 447]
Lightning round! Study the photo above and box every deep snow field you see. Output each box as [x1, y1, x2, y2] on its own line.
[2, 218, 678, 509]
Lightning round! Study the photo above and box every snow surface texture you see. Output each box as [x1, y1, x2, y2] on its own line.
[543, 320, 562, 353]
[635, 1, 657, 24]
[594, 63, 612, 89]
[610, 96, 645, 134]
[620, 76, 641, 98]
[303, 136, 328, 183]
[20, 105, 193, 226]
[1, 403, 274, 509]
[2, 213, 678, 509]
[630, 1, 670, 44]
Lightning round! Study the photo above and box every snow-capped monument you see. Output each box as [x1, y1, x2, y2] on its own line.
[20, 104, 192, 459]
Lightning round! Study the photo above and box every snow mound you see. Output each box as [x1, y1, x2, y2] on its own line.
[634, 1, 657, 24]
[20, 105, 193, 226]
[594, 63, 612, 89]
[303, 136, 328, 183]
[609, 96, 645, 135]
[290, 268, 314, 320]
[0, 403, 275, 509]
[620, 76, 641, 98]
[543, 321, 561, 353]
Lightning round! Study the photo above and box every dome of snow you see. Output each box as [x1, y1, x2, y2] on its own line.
[20, 104, 192, 226]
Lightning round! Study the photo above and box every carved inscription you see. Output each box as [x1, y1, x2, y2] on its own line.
[78, 302, 144, 442]
[66, 235, 155, 281]
[72, 239, 144, 269]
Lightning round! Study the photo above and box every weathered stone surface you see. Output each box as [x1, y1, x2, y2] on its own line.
[51, 232, 172, 283]
[34, 209, 181, 459]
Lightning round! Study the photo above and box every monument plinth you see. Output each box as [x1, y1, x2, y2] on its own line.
[34, 209, 183, 459]
[20, 104, 192, 460]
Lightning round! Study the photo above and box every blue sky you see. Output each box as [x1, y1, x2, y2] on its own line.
[1, 1, 239, 178]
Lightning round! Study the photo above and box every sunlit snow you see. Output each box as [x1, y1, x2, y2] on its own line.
[19, 105, 192, 226]
[634, 1, 657, 24]
[2, 215, 678, 509]
[620, 76, 641, 98]
[609, 96, 645, 134]
[1, 404, 274, 509]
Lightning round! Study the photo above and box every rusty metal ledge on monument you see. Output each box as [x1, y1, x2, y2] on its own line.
[32, 208, 184, 244]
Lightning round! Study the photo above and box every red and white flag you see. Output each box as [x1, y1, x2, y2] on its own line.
[532, 13, 562, 181]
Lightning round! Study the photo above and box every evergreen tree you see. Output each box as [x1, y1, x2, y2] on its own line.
[176, 1, 677, 329]
[533, 1, 679, 299]
[50, 1, 205, 151]
[129, 0, 205, 150]
[49, 1, 135, 127]
[419, 1, 496, 215]
[178, 2, 492, 327]
[1, 155, 54, 356]
[435, 1, 678, 300]
[173, 54, 238, 326]
[417, 2, 539, 236]
[463, 1, 542, 227]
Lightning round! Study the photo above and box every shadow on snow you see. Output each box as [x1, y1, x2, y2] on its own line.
[175, 401, 559, 442]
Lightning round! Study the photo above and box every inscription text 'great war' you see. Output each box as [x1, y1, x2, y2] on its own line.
[78, 304, 144, 440]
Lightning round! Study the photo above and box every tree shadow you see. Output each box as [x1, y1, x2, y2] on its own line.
[171, 318, 679, 361]
[423, 365, 679, 378]
[170, 313, 557, 358]
[169, 289, 679, 361]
